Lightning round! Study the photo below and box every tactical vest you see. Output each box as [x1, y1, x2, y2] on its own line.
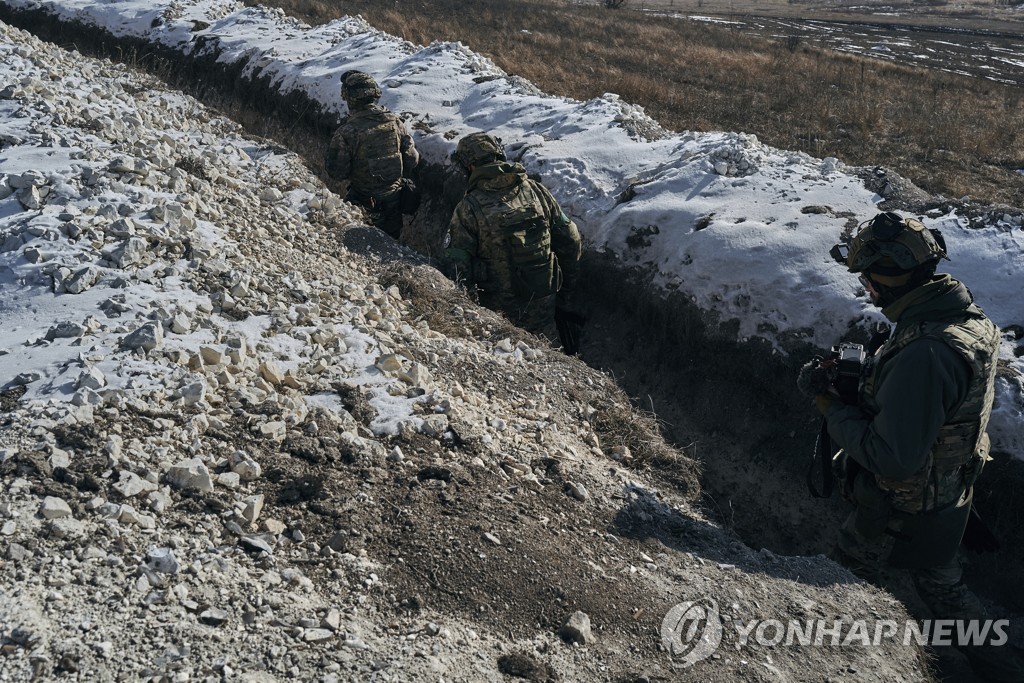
[860, 305, 999, 513]
[346, 107, 403, 197]
[463, 180, 557, 302]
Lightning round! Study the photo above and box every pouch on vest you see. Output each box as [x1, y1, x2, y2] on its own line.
[502, 207, 554, 298]
[887, 487, 973, 569]
[851, 470, 892, 538]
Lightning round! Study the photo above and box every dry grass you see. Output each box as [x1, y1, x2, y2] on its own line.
[251, 0, 1024, 206]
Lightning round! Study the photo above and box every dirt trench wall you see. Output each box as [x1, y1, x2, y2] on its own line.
[574, 251, 849, 555]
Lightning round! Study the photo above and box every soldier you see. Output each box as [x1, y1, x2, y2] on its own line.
[444, 132, 583, 350]
[799, 211, 1020, 681]
[325, 70, 419, 239]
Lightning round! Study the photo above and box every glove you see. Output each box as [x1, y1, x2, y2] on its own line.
[797, 357, 831, 397]
[815, 394, 834, 415]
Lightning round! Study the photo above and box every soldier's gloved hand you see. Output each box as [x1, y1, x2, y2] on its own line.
[797, 356, 831, 397]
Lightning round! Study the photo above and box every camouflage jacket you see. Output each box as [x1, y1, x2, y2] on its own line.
[825, 276, 1000, 513]
[444, 161, 581, 318]
[325, 104, 418, 199]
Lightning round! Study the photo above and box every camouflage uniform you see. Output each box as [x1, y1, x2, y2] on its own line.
[445, 160, 581, 342]
[325, 73, 418, 239]
[825, 274, 999, 619]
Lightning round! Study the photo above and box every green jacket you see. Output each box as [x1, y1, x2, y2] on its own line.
[825, 275, 1000, 513]
[444, 162, 581, 333]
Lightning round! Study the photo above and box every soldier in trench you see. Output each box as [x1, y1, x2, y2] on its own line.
[442, 132, 584, 351]
[799, 211, 1022, 681]
[325, 70, 419, 240]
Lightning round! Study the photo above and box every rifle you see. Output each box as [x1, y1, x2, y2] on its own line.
[807, 418, 836, 498]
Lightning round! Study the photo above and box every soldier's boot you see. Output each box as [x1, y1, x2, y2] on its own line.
[960, 645, 1024, 682]
[913, 565, 1024, 682]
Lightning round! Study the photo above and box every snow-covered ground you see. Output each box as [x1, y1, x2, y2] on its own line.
[3, 0, 1022, 457]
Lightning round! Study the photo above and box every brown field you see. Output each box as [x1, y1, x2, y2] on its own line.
[249, 0, 1024, 208]
[601, 0, 1024, 31]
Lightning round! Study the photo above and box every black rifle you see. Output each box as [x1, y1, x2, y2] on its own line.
[807, 326, 889, 499]
[808, 418, 836, 499]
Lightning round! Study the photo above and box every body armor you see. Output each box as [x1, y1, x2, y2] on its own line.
[860, 306, 1000, 514]
[459, 175, 558, 305]
[326, 105, 405, 198]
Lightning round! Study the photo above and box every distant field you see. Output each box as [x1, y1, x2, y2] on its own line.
[602, 0, 1024, 30]
[256, 0, 1024, 207]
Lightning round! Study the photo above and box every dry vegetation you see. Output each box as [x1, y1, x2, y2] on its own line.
[250, 0, 1024, 207]
[590, 0, 1024, 31]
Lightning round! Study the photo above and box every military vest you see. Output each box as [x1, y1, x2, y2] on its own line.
[345, 107, 403, 197]
[463, 179, 557, 303]
[860, 305, 999, 513]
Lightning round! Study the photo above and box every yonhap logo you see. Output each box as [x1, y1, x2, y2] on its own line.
[660, 598, 724, 668]
[660, 596, 1009, 671]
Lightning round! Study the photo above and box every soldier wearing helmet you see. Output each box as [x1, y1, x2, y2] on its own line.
[800, 211, 1015, 680]
[443, 133, 583, 349]
[325, 70, 419, 239]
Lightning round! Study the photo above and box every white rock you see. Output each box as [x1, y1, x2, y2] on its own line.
[398, 363, 430, 387]
[165, 458, 214, 493]
[303, 628, 334, 643]
[77, 366, 107, 391]
[230, 452, 262, 482]
[113, 471, 158, 498]
[217, 471, 240, 489]
[559, 610, 596, 645]
[179, 381, 206, 406]
[259, 360, 285, 386]
[170, 313, 191, 334]
[199, 345, 223, 365]
[40, 496, 72, 519]
[260, 187, 284, 202]
[120, 322, 163, 353]
[109, 236, 147, 268]
[118, 504, 156, 529]
[146, 547, 180, 574]
[241, 494, 264, 525]
[259, 421, 286, 440]
[64, 266, 101, 294]
[375, 354, 404, 373]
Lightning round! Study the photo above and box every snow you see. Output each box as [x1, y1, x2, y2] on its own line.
[1, 0, 1023, 457]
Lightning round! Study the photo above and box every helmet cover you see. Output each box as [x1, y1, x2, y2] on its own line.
[840, 212, 947, 275]
[341, 70, 381, 103]
[451, 132, 506, 170]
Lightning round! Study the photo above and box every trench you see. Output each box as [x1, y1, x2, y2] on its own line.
[4, 4, 1024, 674]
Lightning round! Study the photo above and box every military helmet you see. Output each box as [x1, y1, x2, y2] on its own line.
[452, 132, 506, 170]
[341, 70, 381, 103]
[830, 211, 947, 275]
